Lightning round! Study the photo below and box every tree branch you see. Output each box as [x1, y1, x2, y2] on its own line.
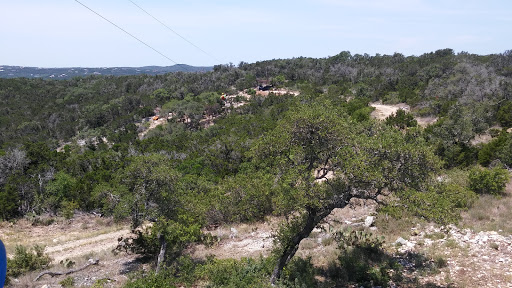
[34, 259, 99, 281]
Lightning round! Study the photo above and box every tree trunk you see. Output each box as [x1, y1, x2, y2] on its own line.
[156, 233, 167, 273]
[270, 199, 348, 285]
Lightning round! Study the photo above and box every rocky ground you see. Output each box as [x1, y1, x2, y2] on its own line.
[395, 224, 512, 287]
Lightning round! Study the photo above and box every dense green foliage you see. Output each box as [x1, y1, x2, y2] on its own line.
[385, 183, 477, 224]
[6, 245, 51, 284]
[1, 49, 512, 286]
[478, 131, 512, 166]
[469, 166, 510, 195]
[385, 109, 417, 129]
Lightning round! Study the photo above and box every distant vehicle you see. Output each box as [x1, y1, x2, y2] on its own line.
[258, 84, 273, 91]
[257, 78, 273, 91]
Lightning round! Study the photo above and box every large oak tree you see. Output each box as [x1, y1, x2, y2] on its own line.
[251, 100, 439, 284]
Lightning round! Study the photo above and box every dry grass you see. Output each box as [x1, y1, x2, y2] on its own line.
[4, 214, 140, 288]
[374, 212, 424, 243]
[460, 179, 512, 234]
[1, 214, 130, 263]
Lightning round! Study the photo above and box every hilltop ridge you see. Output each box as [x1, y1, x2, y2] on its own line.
[0, 64, 212, 79]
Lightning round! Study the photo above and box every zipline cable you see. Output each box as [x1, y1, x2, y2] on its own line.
[128, 0, 221, 63]
[74, 0, 184, 67]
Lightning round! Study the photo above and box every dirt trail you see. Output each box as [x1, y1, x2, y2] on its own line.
[45, 228, 132, 263]
[0, 215, 132, 264]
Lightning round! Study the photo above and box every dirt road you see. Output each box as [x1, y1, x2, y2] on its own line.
[0, 215, 132, 263]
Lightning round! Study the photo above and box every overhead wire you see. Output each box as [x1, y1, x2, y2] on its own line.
[128, 0, 221, 63]
[74, 0, 188, 68]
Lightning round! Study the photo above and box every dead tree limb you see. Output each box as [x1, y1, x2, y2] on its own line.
[34, 259, 99, 281]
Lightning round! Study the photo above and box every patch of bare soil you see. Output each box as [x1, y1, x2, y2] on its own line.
[470, 134, 493, 146]
[370, 102, 410, 120]
[1, 215, 132, 262]
[18, 254, 142, 288]
[189, 221, 277, 260]
[255, 89, 300, 97]
[137, 117, 167, 139]
[2, 214, 138, 287]
[370, 102, 439, 127]
[470, 126, 504, 146]
[415, 116, 438, 127]
[45, 228, 132, 263]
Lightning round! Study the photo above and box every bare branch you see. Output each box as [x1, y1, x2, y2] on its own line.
[34, 259, 99, 281]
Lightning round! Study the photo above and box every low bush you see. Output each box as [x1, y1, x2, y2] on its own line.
[197, 257, 273, 288]
[6, 245, 51, 283]
[478, 132, 512, 167]
[124, 271, 177, 288]
[469, 166, 510, 195]
[383, 182, 477, 224]
[328, 229, 402, 287]
[59, 276, 75, 287]
[385, 109, 418, 129]
[280, 257, 318, 288]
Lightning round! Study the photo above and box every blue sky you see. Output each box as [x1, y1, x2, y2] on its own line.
[1, 0, 511, 67]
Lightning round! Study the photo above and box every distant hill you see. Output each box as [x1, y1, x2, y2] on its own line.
[0, 64, 213, 79]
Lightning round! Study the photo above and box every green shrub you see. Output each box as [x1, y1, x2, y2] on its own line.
[125, 271, 176, 288]
[345, 97, 370, 115]
[198, 257, 273, 288]
[433, 255, 448, 269]
[329, 229, 401, 287]
[44, 171, 77, 214]
[128, 218, 201, 264]
[334, 229, 384, 254]
[200, 233, 220, 248]
[489, 128, 502, 138]
[469, 166, 510, 195]
[383, 182, 477, 224]
[478, 132, 512, 167]
[385, 109, 417, 129]
[217, 172, 274, 223]
[497, 101, 512, 128]
[0, 187, 19, 220]
[351, 107, 374, 122]
[59, 276, 75, 287]
[124, 256, 198, 287]
[280, 257, 318, 288]
[7, 245, 52, 280]
[61, 200, 79, 219]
